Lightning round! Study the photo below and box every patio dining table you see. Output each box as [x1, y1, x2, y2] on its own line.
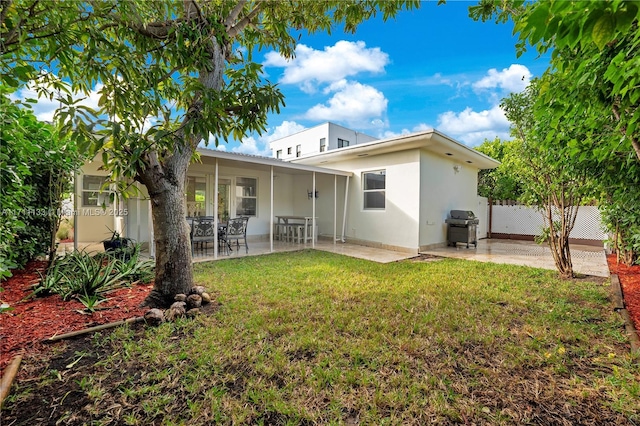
[275, 215, 317, 243]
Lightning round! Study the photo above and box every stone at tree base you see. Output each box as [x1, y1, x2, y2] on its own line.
[144, 308, 164, 326]
[186, 294, 202, 309]
[190, 286, 206, 295]
[186, 308, 200, 318]
[165, 307, 185, 321]
[174, 294, 187, 302]
[170, 301, 187, 311]
[201, 292, 211, 303]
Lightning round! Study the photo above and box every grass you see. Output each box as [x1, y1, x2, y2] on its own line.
[7, 250, 640, 424]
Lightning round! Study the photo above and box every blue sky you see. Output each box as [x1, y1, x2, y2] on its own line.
[229, 1, 550, 156]
[16, 2, 550, 156]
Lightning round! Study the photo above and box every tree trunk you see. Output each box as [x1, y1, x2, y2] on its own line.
[138, 1, 227, 308]
[139, 149, 194, 308]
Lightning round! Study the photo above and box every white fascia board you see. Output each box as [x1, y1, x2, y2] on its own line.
[292, 129, 500, 170]
[196, 148, 352, 177]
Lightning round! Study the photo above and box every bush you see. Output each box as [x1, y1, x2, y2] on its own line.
[56, 217, 74, 241]
[0, 91, 79, 279]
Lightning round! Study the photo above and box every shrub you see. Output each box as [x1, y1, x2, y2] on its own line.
[32, 245, 154, 302]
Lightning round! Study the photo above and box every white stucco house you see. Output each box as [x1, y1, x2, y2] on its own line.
[73, 122, 498, 256]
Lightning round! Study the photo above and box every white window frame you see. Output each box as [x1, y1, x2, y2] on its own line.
[362, 169, 386, 210]
[235, 176, 258, 217]
[320, 138, 326, 152]
[82, 175, 110, 207]
[296, 144, 301, 157]
[276, 149, 282, 159]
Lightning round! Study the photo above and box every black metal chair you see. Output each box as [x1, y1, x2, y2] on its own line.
[190, 217, 216, 255]
[220, 216, 249, 254]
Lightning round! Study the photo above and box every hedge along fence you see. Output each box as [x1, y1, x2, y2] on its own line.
[486, 204, 607, 246]
[0, 94, 80, 279]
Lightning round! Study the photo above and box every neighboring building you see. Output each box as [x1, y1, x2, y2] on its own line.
[270, 122, 378, 160]
[75, 123, 499, 255]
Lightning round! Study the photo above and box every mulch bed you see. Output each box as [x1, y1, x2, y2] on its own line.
[607, 253, 640, 333]
[0, 260, 151, 372]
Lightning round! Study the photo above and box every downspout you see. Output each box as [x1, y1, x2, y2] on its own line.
[340, 175, 350, 243]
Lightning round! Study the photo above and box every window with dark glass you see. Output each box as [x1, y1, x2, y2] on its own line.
[236, 177, 257, 216]
[338, 138, 349, 148]
[287, 147, 292, 155]
[320, 138, 326, 152]
[363, 170, 385, 210]
[276, 149, 282, 159]
[296, 144, 301, 157]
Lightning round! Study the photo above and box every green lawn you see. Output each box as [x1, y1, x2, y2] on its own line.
[9, 250, 640, 424]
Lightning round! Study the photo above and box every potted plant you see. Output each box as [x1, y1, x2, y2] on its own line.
[102, 228, 134, 260]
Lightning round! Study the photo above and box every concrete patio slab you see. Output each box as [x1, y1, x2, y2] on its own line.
[421, 239, 609, 278]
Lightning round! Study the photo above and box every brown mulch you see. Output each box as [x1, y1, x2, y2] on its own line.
[0, 260, 151, 372]
[607, 253, 640, 333]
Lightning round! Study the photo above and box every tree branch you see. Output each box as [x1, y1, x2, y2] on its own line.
[612, 103, 640, 162]
[224, 0, 247, 29]
[227, 0, 264, 39]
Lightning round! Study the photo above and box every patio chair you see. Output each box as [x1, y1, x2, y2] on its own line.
[190, 217, 216, 255]
[221, 216, 249, 254]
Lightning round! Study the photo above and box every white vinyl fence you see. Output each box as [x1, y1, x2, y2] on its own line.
[477, 199, 607, 244]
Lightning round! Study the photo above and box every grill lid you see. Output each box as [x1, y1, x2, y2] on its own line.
[450, 210, 476, 220]
[445, 210, 479, 225]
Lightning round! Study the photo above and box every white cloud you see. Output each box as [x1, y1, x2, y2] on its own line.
[12, 77, 105, 123]
[264, 41, 389, 93]
[472, 64, 532, 94]
[436, 105, 511, 146]
[381, 123, 433, 139]
[229, 121, 307, 156]
[304, 80, 387, 129]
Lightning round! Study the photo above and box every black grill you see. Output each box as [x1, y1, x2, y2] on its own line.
[445, 210, 479, 248]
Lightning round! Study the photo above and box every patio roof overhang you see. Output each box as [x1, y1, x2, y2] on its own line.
[290, 129, 500, 170]
[196, 147, 353, 177]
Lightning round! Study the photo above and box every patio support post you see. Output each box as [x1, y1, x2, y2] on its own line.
[73, 171, 78, 252]
[270, 166, 274, 252]
[312, 172, 316, 248]
[333, 175, 337, 245]
[148, 201, 155, 258]
[341, 175, 349, 243]
[136, 185, 141, 245]
[214, 158, 219, 259]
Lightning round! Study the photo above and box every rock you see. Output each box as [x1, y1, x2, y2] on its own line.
[190, 286, 206, 295]
[170, 301, 187, 312]
[186, 294, 202, 309]
[174, 294, 187, 302]
[186, 308, 200, 318]
[201, 292, 211, 304]
[164, 307, 185, 321]
[144, 308, 164, 326]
